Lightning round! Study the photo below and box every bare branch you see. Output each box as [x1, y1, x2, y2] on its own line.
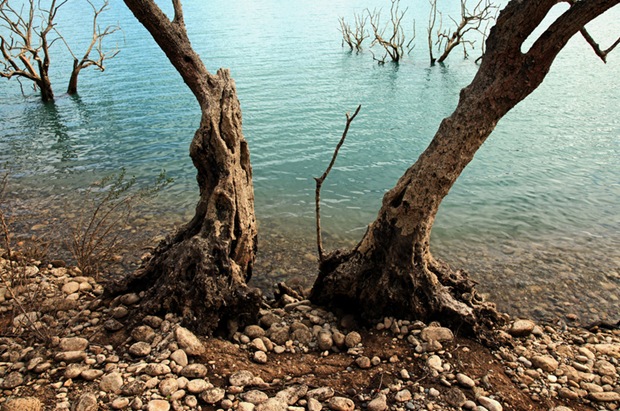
[431, 0, 497, 64]
[580, 28, 620, 63]
[314, 105, 362, 262]
[368, 0, 409, 63]
[172, 0, 183, 26]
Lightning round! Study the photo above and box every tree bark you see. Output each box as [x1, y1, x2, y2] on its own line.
[115, 0, 260, 335]
[312, 0, 619, 334]
[67, 59, 80, 95]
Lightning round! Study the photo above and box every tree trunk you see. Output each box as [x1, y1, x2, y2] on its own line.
[312, 0, 619, 334]
[114, 0, 260, 335]
[67, 59, 80, 95]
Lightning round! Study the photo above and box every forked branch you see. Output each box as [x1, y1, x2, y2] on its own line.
[580, 28, 620, 63]
[314, 105, 361, 262]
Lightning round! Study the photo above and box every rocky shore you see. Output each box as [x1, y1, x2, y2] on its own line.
[1, 255, 619, 411]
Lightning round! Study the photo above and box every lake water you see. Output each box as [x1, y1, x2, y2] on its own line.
[1, 0, 619, 323]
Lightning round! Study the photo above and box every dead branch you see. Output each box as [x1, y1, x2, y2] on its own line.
[430, 0, 497, 64]
[314, 105, 361, 262]
[0, 0, 64, 100]
[428, 0, 438, 64]
[339, 12, 369, 52]
[580, 28, 620, 63]
[368, 0, 410, 63]
[65, 0, 120, 94]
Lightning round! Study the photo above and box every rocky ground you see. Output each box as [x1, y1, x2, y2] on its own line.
[1, 255, 619, 411]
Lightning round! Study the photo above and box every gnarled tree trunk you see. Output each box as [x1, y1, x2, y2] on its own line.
[116, 0, 260, 335]
[312, 0, 619, 334]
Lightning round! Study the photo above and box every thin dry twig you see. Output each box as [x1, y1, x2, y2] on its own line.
[314, 105, 362, 262]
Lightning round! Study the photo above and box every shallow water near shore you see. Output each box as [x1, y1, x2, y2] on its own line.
[1, 0, 618, 324]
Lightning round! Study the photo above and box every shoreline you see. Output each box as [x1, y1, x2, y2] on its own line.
[1, 254, 619, 411]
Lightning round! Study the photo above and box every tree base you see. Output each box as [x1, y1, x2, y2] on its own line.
[109, 233, 262, 336]
[311, 248, 504, 339]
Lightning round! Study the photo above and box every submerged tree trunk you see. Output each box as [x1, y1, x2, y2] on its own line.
[312, 0, 619, 334]
[67, 60, 80, 95]
[116, 0, 260, 335]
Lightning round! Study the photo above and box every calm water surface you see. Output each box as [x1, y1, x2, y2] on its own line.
[1, 0, 619, 322]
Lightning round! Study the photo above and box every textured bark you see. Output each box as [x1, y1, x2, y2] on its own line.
[312, 0, 619, 334]
[116, 0, 260, 335]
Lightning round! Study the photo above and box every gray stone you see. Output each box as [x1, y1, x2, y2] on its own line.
[317, 331, 333, 351]
[327, 397, 354, 411]
[276, 384, 308, 405]
[394, 389, 412, 402]
[531, 355, 559, 372]
[74, 392, 98, 411]
[0, 371, 24, 389]
[444, 387, 467, 407]
[187, 378, 209, 394]
[120, 293, 140, 305]
[121, 380, 146, 396]
[478, 396, 502, 411]
[291, 328, 313, 346]
[80, 369, 104, 381]
[146, 400, 170, 411]
[59, 337, 89, 352]
[55, 350, 87, 363]
[65, 364, 87, 379]
[307, 398, 322, 411]
[62, 281, 80, 294]
[111, 397, 130, 410]
[367, 394, 387, 411]
[253, 351, 268, 364]
[103, 319, 124, 331]
[508, 320, 536, 337]
[170, 349, 188, 366]
[344, 331, 362, 348]
[595, 359, 616, 376]
[100, 372, 123, 394]
[1, 397, 42, 411]
[256, 398, 287, 411]
[420, 326, 454, 343]
[268, 324, 290, 345]
[251, 338, 267, 352]
[230, 370, 255, 387]
[356, 356, 371, 369]
[307, 387, 335, 401]
[144, 363, 171, 376]
[201, 387, 225, 404]
[427, 355, 443, 372]
[589, 391, 620, 402]
[456, 373, 476, 388]
[239, 402, 256, 411]
[242, 390, 269, 405]
[245, 325, 266, 338]
[175, 326, 205, 356]
[131, 325, 156, 343]
[159, 378, 179, 396]
[129, 341, 151, 357]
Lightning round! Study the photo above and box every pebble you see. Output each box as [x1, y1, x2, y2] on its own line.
[367, 394, 388, 411]
[327, 396, 354, 411]
[175, 326, 205, 356]
[456, 373, 476, 388]
[147, 399, 170, 411]
[477, 396, 502, 411]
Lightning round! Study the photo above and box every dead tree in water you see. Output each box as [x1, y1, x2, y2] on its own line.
[339, 13, 369, 52]
[65, 0, 120, 95]
[368, 0, 414, 63]
[428, 0, 496, 65]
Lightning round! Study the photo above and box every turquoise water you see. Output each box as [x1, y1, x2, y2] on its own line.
[1, 0, 619, 321]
